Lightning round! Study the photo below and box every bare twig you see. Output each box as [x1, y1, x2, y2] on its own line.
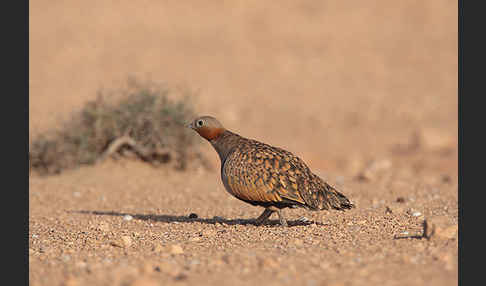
[96, 135, 172, 164]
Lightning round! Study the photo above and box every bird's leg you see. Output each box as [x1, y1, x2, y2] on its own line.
[254, 208, 274, 225]
[275, 209, 288, 227]
[266, 206, 288, 227]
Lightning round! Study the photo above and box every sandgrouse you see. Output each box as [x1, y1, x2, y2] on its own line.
[187, 116, 354, 226]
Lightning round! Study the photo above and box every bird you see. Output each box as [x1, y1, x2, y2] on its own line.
[187, 115, 354, 226]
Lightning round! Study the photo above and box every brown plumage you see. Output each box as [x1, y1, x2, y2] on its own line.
[187, 115, 354, 226]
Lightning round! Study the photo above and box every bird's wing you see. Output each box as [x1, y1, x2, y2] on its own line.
[222, 141, 307, 206]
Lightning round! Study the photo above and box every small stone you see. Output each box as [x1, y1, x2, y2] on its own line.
[396, 197, 406, 203]
[188, 213, 198, 219]
[123, 215, 133, 221]
[170, 244, 184, 254]
[412, 211, 422, 217]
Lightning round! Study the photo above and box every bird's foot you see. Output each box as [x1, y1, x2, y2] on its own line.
[254, 208, 274, 226]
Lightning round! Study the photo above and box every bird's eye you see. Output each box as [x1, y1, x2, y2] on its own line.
[196, 120, 204, 127]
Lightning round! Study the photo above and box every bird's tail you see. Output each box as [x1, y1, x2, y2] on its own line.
[317, 182, 355, 211]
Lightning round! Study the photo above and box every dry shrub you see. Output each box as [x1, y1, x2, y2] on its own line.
[29, 80, 208, 175]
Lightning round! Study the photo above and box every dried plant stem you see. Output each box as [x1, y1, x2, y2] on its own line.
[96, 135, 172, 164]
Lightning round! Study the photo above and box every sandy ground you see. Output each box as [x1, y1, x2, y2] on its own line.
[29, 1, 458, 285]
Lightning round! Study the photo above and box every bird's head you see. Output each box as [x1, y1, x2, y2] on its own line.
[187, 116, 226, 141]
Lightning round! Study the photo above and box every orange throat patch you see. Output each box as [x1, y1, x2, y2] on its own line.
[197, 127, 225, 141]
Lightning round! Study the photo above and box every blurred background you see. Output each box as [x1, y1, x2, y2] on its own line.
[29, 0, 457, 176]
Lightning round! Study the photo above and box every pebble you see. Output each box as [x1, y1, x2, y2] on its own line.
[189, 213, 198, 219]
[123, 215, 133, 221]
[412, 211, 422, 217]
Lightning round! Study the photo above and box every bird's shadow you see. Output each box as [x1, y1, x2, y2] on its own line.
[68, 210, 323, 227]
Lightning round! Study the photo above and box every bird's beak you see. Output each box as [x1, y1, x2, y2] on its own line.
[186, 122, 194, 129]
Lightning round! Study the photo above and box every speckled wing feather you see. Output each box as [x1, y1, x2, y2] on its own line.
[222, 139, 306, 208]
[221, 135, 353, 210]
